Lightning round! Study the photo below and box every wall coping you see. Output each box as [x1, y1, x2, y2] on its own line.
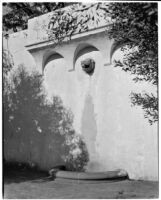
[25, 26, 107, 52]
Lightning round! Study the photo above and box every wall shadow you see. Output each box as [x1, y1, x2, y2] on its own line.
[3, 163, 48, 184]
[81, 94, 97, 168]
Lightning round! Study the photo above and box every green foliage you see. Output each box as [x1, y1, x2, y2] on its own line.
[65, 134, 89, 171]
[107, 3, 158, 124]
[131, 93, 158, 125]
[3, 48, 14, 118]
[3, 3, 72, 32]
[3, 49, 13, 76]
[48, 3, 107, 45]
[3, 65, 89, 171]
[107, 3, 158, 85]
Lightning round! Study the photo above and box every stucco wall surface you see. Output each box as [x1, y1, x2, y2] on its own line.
[3, 17, 158, 181]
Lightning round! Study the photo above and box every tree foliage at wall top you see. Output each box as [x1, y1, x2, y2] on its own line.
[3, 2, 73, 32]
[48, 2, 158, 124]
[48, 3, 108, 45]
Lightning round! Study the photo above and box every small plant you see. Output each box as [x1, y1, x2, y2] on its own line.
[65, 134, 89, 172]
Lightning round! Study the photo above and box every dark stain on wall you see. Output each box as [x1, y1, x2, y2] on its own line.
[81, 94, 97, 162]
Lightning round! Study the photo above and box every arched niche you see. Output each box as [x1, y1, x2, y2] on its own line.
[42, 50, 64, 73]
[73, 43, 99, 70]
[110, 39, 134, 63]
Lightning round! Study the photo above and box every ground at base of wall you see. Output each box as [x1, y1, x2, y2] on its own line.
[4, 169, 158, 199]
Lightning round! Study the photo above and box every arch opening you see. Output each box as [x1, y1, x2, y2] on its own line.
[42, 50, 64, 72]
[110, 39, 134, 63]
[73, 43, 99, 70]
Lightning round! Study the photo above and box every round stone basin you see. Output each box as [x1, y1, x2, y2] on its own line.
[55, 169, 128, 181]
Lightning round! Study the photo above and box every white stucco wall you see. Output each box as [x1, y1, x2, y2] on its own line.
[3, 12, 158, 181]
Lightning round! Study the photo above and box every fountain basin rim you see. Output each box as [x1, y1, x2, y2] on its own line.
[55, 169, 128, 180]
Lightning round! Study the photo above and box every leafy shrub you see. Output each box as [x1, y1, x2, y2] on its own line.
[3, 65, 89, 171]
[64, 134, 89, 172]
